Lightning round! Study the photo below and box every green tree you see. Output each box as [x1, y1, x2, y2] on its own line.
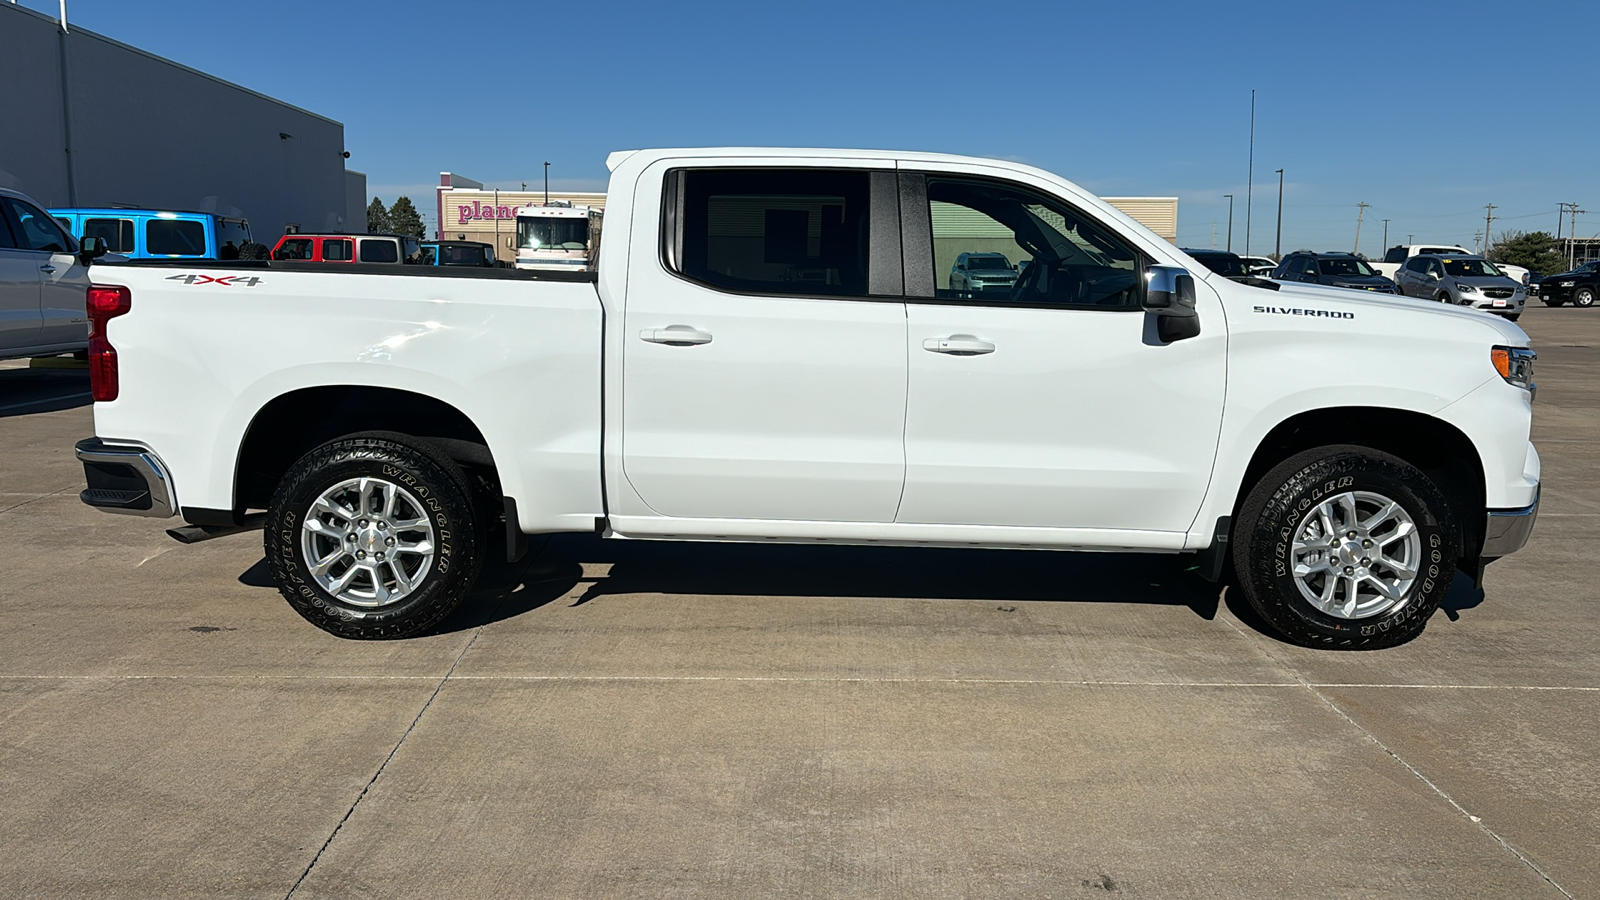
[1487, 230, 1569, 277]
[366, 197, 391, 234]
[388, 196, 425, 239]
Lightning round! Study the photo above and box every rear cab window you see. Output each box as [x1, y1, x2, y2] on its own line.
[670, 168, 874, 298]
[321, 238, 353, 261]
[358, 238, 399, 263]
[84, 218, 136, 253]
[146, 218, 207, 256]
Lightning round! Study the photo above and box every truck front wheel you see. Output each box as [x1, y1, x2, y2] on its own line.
[1233, 446, 1456, 649]
[265, 433, 484, 639]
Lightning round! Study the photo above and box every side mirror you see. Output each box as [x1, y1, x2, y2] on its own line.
[1144, 265, 1201, 343]
[78, 235, 108, 265]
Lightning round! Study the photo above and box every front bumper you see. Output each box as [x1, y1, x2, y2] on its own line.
[1482, 486, 1539, 558]
[75, 437, 177, 518]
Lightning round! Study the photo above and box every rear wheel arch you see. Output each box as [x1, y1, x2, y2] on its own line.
[233, 386, 499, 514]
[1232, 407, 1486, 560]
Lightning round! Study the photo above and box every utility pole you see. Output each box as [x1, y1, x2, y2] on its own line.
[1211, 220, 1217, 249]
[1382, 219, 1389, 249]
[1482, 204, 1497, 255]
[1353, 201, 1370, 255]
[1565, 203, 1586, 268]
[1245, 89, 1255, 256]
[543, 161, 550, 206]
[1274, 168, 1284, 260]
[1224, 194, 1234, 252]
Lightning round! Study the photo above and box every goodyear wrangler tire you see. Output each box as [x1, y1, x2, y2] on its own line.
[265, 433, 483, 639]
[1233, 445, 1456, 649]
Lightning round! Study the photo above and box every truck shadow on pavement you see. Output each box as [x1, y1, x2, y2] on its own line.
[0, 366, 91, 418]
[435, 532, 1230, 635]
[238, 531, 1490, 645]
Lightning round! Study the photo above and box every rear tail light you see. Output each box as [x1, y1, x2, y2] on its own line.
[87, 285, 132, 402]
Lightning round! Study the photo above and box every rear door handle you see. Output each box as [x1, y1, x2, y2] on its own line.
[922, 335, 995, 355]
[640, 326, 713, 345]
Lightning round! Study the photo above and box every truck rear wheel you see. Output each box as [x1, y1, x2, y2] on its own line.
[265, 433, 484, 639]
[1233, 446, 1456, 649]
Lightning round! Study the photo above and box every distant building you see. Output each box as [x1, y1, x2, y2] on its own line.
[0, 3, 366, 245]
[1564, 237, 1600, 268]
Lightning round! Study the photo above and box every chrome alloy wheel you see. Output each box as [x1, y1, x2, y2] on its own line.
[1289, 490, 1421, 620]
[301, 477, 435, 608]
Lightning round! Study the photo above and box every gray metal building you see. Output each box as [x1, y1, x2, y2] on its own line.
[0, 3, 365, 243]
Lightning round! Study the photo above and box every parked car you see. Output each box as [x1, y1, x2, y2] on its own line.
[75, 147, 1539, 651]
[948, 251, 1017, 293]
[1535, 261, 1600, 307]
[1181, 249, 1256, 283]
[1271, 251, 1400, 293]
[1, 188, 110, 362]
[1394, 254, 1524, 320]
[50, 208, 252, 260]
[1238, 255, 1277, 277]
[271, 233, 420, 264]
[418, 240, 499, 267]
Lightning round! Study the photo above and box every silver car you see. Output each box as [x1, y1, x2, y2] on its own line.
[0, 187, 100, 361]
[949, 251, 1018, 293]
[1394, 253, 1525, 321]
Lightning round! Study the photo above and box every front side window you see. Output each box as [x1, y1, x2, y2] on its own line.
[146, 219, 206, 256]
[274, 238, 313, 260]
[927, 177, 1140, 307]
[675, 168, 871, 297]
[322, 238, 353, 261]
[359, 238, 399, 262]
[84, 218, 135, 253]
[4, 198, 74, 253]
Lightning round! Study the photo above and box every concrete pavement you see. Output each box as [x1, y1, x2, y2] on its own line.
[1, 307, 1595, 898]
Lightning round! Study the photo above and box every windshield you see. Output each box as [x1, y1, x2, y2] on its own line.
[1193, 254, 1249, 277]
[967, 256, 1011, 269]
[517, 216, 588, 251]
[1441, 258, 1502, 278]
[1320, 257, 1377, 277]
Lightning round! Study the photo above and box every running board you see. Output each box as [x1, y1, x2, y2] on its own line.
[166, 513, 268, 544]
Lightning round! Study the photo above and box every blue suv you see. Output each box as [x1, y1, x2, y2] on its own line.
[49, 208, 254, 260]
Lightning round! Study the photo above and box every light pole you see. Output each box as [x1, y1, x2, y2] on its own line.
[1224, 194, 1234, 252]
[1382, 219, 1389, 250]
[543, 161, 550, 206]
[1274, 168, 1284, 260]
[1245, 89, 1255, 256]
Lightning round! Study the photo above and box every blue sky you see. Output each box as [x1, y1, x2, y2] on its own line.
[21, 0, 1598, 254]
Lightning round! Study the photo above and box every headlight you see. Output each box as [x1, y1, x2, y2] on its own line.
[1457, 283, 1478, 293]
[1491, 346, 1536, 391]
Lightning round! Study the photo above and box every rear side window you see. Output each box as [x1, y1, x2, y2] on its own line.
[84, 218, 135, 253]
[674, 168, 872, 297]
[274, 238, 313, 260]
[359, 239, 399, 262]
[322, 238, 353, 261]
[218, 219, 251, 247]
[146, 219, 207, 256]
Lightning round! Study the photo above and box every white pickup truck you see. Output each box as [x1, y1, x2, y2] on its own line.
[75, 148, 1541, 649]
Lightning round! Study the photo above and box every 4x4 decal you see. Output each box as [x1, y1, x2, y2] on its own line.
[165, 274, 263, 287]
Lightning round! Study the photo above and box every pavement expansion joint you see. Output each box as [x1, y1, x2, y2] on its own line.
[1215, 612, 1579, 900]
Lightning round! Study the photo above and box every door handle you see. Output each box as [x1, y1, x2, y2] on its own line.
[39, 265, 56, 274]
[923, 335, 995, 355]
[640, 326, 713, 345]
